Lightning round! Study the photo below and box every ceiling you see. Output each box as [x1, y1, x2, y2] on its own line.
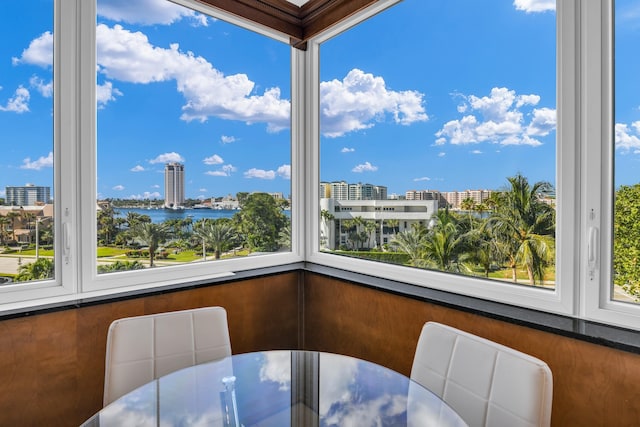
[195, 0, 379, 49]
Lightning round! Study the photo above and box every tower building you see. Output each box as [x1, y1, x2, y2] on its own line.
[164, 162, 185, 209]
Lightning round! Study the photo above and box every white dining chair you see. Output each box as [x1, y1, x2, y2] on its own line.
[103, 306, 232, 406]
[411, 322, 552, 427]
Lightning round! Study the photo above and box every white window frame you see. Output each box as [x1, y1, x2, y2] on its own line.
[79, 0, 304, 294]
[582, 0, 640, 328]
[0, 0, 79, 309]
[0, 0, 304, 308]
[306, 0, 581, 320]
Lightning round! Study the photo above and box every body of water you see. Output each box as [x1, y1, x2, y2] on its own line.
[115, 208, 238, 224]
[115, 207, 291, 224]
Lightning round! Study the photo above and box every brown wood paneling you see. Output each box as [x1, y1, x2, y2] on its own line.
[303, 273, 640, 427]
[0, 272, 300, 427]
[193, 0, 379, 47]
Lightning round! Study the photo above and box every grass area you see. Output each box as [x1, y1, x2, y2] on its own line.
[486, 266, 556, 284]
[9, 248, 55, 257]
[97, 247, 130, 257]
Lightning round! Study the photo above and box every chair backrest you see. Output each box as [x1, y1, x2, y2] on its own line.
[411, 322, 552, 427]
[103, 306, 231, 406]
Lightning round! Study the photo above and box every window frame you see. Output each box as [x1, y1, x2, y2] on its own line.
[582, 0, 640, 328]
[306, 0, 580, 319]
[1, 0, 304, 307]
[80, 0, 304, 293]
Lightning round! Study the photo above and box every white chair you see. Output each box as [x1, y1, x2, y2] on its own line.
[411, 322, 552, 427]
[103, 306, 232, 406]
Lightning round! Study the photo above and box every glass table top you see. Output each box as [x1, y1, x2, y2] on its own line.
[82, 350, 467, 427]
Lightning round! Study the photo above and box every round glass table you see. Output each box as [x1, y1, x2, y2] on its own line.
[82, 350, 467, 426]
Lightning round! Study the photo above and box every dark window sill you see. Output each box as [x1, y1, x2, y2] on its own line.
[1, 261, 638, 355]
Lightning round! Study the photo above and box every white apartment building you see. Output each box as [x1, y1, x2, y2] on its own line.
[320, 181, 387, 201]
[440, 189, 493, 209]
[5, 184, 51, 206]
[320, 198, 438, 250]
[405, 189, 448, 208]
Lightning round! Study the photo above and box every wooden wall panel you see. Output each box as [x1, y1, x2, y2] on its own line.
[0, 272, 300, 427]
[303, 273, 640, 427]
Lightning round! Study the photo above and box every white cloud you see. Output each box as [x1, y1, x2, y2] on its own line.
[96, 24, 291, 132]
[513, 0, 555, 13]
[128, 191, 161, 200]
[0, 86, 30, 113]
[206, 171, 228, 177]
[259, 352, 291, 391]
[438, 152, 446, 157]
[130, 165, 145, 172]
[203, 154, 224, 165]
[220, 135, 236, 144]
[435, 87, 554, 147]
[244, 168, 276, 179]
[30, 76, 53, 98]
[527, 107, 556, 136]
[97, 81, 123, 108]
[341, 147, 355, 153]
[206, 164, 237, 177]
[112, 185, 125, 191]
[15, 31, 428, 138]
[471, 149, 483, 154]
[320, 68, 427, 138]
[277, 164, 291, 179]
[97, 0, 208, 26]
[352, 162, 378, 173]
[12, 32, 53, 68]
[413, 177, 431, 182]
[150, 152, 184, 164]
[20, 152, 53, 170]
[615, 122, 640, 152]
[198, 188, 207, 192]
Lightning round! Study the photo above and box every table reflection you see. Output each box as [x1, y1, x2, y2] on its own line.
[83, 351, 466, 427]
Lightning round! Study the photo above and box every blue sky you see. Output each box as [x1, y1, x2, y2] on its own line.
[1, 0, 639, 201]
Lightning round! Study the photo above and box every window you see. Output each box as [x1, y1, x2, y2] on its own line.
[613, 0, 640, 306]
[0, 1, 56, 286]
[86, 0, 299, 291]
[0, 0, 301, 305]
[311, 0, 570, 314]
[92, 0, 294, 287]
[582, 0, 640, 328]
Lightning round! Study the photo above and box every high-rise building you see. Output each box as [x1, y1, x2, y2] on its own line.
[164, 163, 185, 209]
[321, 181, 387, 201]
[5, 184, 51, 206]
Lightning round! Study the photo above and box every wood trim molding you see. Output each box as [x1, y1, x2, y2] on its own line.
[195, 0, 379, 49]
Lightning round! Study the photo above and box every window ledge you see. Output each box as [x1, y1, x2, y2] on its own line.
[1, 262, 638, 355]
[0, 263, 303, 321]
[304, 263, 640, 355]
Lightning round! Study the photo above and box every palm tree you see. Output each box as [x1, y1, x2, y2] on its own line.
[485, 173, 555, 285]
[194, 220, 237, 260]
[389, 229, 427, 267]
[364, 220, 377, 249]
[15, 258, 54, 282]
[384, 219, 399, 235]
[320, 209, 335, 249]
[6, 211, 20, 242]
[423, 212, 468, 272]
[129, 222, 170, 267]
[0, 216, 10, 245]
[278, 221, 291, 250]
[460, 197, 476, 230]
